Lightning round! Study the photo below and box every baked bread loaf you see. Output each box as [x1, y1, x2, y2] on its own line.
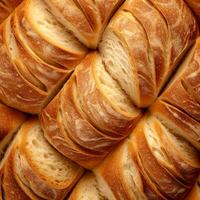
[0, 0, 199, 199]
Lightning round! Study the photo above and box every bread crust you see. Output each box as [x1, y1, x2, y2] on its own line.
[2, 150, 31, 200]
[132, 119, 191, 199]
[60, 75, 120, 153]
[76, 52, 141, 137]
[151, 100, 200, 150]
[43, 0, 124, 48]
[17, 1, 87, 69]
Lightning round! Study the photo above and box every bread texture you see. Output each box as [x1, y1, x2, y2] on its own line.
[43, 0, 124, 48]
[0, 102, 26, 160]
[13, 118, 84, 200]
[41, 52, 142, 168]
[185, 0, 200, 21]
[186, 174, 200, 200]
[0, 0, 199, 199]
[0, 0, 22, 23]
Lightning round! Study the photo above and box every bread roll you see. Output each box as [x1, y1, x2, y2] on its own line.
[99, 0, 199, 107]
[41, 52, 142, 168]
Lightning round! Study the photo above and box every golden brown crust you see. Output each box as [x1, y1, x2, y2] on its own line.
[0, 2, 10, 24]
[149, 0, 199, 65]
[40, 93, 105, 169]
[60, 75, 119, 154]
[104, 10, 156, 107]
[122, 0, 170, 91]
[150, 100, 200, 150]
[132, 120, 191, 199]
[17, 3, 87, 70]
[2, 150, 31, 200]
[43, 0, 124, 48]
[0, 103, 26, 142]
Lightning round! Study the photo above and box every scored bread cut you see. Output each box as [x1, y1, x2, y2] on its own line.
[99, 9, 156, 108]
[60, 75, 120, 153]
[21, 0, 87, 69]
[3, 15, 45, 91]
[122, 0, 171, 91]
[0, 23, 49, 113]
[94, 141, 147, 200]
[15, 118, 84, 200]
[43, 0, 124, 48]
[76, 52, 142, 137]
[150, 100, 200, 151]
[40, 92, 107, 169]
[149, 0, 199, 67]
[0, 102, 26, 161]
[2, 150, 31, 200]
[146, 115, 200, 185]
[69, 172, 111, 200]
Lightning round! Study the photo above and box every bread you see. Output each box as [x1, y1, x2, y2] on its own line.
[99, 0, 199, 108]
[186, 174, 200, 200]
[11, 118, 84, 200]
[0, 2, 11, 24]
[40, 83, 111, 169]
[11, 9, 72, 92]
[0, 0, 199, 199]
[0, 124, 31, 200]
[2, 150, 31, 200]
[0, 102, 26, 161]
[43, 0, 124, 48]
[20, 0, 87, 69]
[90, 114, 200, 200]
[41, 52, 142, 168]
[185, 0, 200, 21]
[70, 36, 200, 200]
[0, 0, 89, 113]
